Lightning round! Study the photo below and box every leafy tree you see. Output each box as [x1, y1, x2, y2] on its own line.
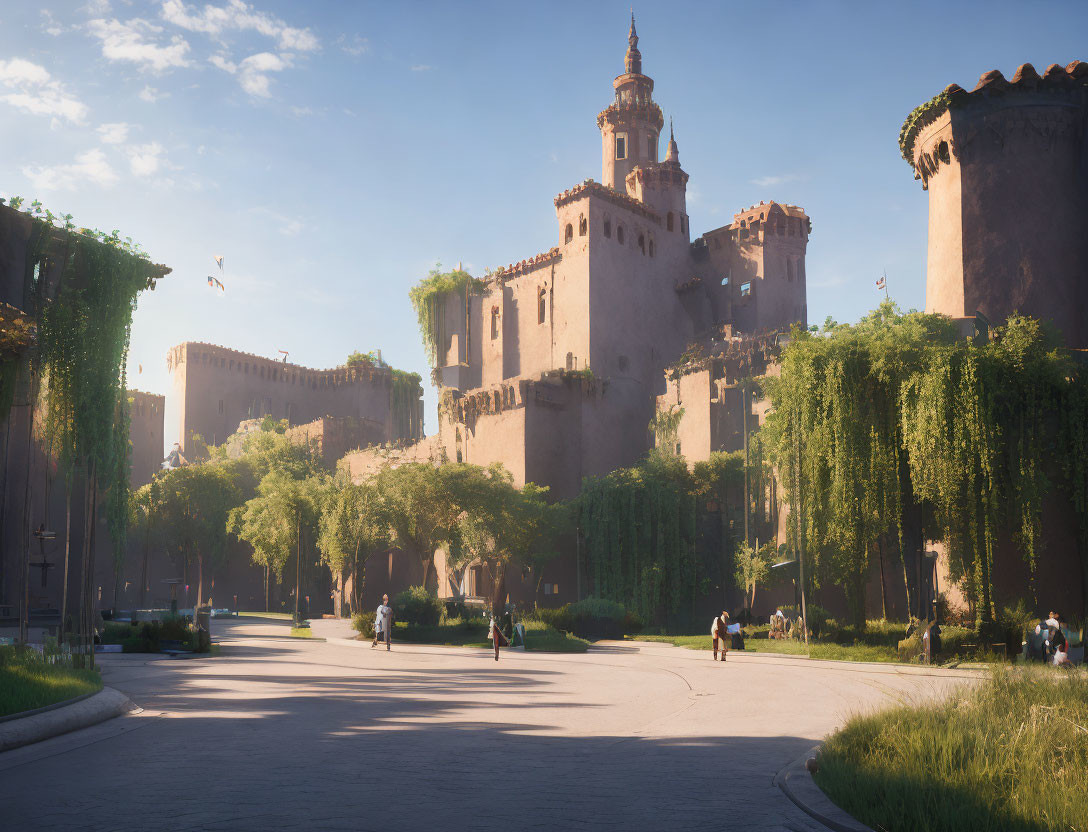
[734, 541, 776, 615]
[157, 462, 240, 609]
[315, 475, 388, 615]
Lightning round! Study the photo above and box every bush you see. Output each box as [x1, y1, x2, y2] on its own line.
[522, 620, 589, 653]
[100, 615, 199, 653]
[623, 610, 644, 635]
[566, 597, 626, 640]
[443, 598, 469, 621]
[394, 585, 443, 628]
[351, 611, 376, 634]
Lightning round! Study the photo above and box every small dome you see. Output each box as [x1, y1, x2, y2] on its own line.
[1010, 62, 1040, 84]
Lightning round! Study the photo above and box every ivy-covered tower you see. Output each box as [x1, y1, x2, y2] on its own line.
[598, 15, 665, 190]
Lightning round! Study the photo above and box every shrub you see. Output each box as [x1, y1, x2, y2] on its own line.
[443, 598, 469, 621]
[352, 611, 376, 634]
[566, 597, 626, 640]
[394, 585, 443, 628]
[521, 620, 589, 653]
[623, 609, 644, 635]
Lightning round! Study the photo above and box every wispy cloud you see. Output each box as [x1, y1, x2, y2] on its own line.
[410, 64, 433, 72]
[97, 122, 130, 143]
[211, 51, 290, 97]
[161, 0, 319, 51]
[337, 34, 369, 57]
[138, 84, 166, 102]
[0, 58, 88, 124]
[251, 205, 304, 237]
[88, 17, 192, 72]
[751, 173, 799, 188]
[23, 148, 118, 190]
[126, 141, 166, 176]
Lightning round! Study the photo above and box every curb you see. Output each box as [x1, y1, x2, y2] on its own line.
[774, 745, 874, 832]
[0, 687, 140, 754]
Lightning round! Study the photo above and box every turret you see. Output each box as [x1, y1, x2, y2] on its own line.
[625, 118, 689, 237]
[597, 15, 664, 190]
[901, 61, 1088, 347]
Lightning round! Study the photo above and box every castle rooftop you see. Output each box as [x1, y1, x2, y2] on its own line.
[899, 60, 1088, 169]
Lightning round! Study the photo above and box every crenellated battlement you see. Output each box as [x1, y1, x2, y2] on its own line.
[900, 60, 1088, 175]
[440, 369, 606, 424]
[486, 247, 562, 285]
[554, 179, 662, 224]
[166, 341, 398, 390]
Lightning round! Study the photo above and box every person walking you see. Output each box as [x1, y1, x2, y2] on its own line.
[488, 612, 509, 661]
[711, 610, 731, 661]
[372, 594, 392, 651]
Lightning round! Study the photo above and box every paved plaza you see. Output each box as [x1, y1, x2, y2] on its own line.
[0, 618, 976, 831]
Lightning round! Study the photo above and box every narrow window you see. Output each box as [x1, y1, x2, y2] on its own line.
[648, 237, 655, 257]
[615, 133, 627, 160]
[564, 223, 573, 244]
[604, 217, 612, 238]
[579, 214, 587, 236]
[637, 233, 645, 255]
[680, 215, 687, 235]
[667, 212, 674, 232]
[218, 399, 225, 415]
[938, 140, 951, 165]
[617, 225, 625, 245]
[538, 288, 547, 324]
[787, 258, 795, 282]
[648, 135, 657, 161]
[491, 307, 500, 340]
[741, 281, 752, 298]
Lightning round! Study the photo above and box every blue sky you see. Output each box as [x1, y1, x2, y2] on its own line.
[1, 0, 1085, 449]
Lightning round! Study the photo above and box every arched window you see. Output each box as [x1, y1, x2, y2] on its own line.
[564, 223, 573, 244]
[538, 287, 547, 324]
[938, 140, 951, 165]
[667, 212, 674, 232]
[579, 214, 587, 236]
[648, 237, 655, 257]
[491, 307, 500, 340]
[637, 233, 645, 254]
[617, 225, 625, 245]
[604, 216, 612, 238]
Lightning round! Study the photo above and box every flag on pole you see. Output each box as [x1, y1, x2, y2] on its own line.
[278, 349, 289, 363]
[876, 276, 886, 290]
[207, 275, 225, 294]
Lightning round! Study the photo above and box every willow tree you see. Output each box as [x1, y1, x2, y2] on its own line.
[900, 316, 1069, 630]
[763, 304, 959, 628]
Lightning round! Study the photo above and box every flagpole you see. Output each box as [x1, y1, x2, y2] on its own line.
[883, 269, 889, 300]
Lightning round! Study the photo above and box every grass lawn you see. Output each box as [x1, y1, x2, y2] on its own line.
[368, 620, 492, 648]
[630, 620, 979, 666]
[815, 668, 1088, 832]
[0, 663, 103, 718]
[289, 627, 313, 638]
[238, 611, 293, 620]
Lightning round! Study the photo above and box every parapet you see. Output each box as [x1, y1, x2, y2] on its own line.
[486, 247, 561, 285]
[554, 179, 662, 225]
[166, 341, 405, 390]
[899, 61, 1088, 173]
[439, 369, 606, 424]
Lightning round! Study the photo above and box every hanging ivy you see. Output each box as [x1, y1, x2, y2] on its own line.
[408, 265, 485, 366]
[5, 197, 167, 584]
[764, 303, 1085, 633]
[391, 368, 423, 442]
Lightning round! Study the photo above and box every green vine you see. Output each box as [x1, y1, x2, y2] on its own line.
[408, 265, 485, 366]
[898, 89, 955, 166]
[649, 405, 684, 454]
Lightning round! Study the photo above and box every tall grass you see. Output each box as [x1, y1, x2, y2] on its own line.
[816, 668, 1088, 832]
[0, 645, 102, 717]
[522, 620, 589, 653]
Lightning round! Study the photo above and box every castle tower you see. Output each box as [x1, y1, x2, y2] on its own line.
[597, 15, 665, 190]
[902, 61, 1088, 347]
[625, 118, 689, 237]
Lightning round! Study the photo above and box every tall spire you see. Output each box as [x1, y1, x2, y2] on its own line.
[625, 11, 642, 75]
[665, 117, 679, 164]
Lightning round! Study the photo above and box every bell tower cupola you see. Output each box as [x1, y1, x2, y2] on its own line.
[597, 14, 664, 190]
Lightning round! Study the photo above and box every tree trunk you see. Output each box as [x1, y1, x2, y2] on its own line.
[876, 538, 888, 620]
[139, 497, 151, 610]
[293, 508, 301, 623]
[264, 561, 270, 612]
[78, 461, 98, 667]
[195, 550, 204, 609]
[490, 559, 506, 613]
[60, 480, 72, 641]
